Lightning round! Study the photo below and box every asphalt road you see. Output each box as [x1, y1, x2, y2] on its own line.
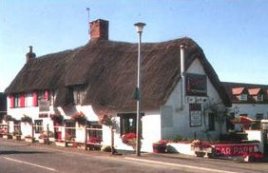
[0, 139, 268, 173]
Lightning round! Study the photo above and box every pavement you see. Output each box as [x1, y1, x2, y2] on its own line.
[1, 138, 268, 165]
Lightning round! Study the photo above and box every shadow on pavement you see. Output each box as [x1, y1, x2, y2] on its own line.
[0, 150, 50, 155]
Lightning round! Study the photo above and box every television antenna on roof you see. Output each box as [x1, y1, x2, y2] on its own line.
[86, 7, 90, 23]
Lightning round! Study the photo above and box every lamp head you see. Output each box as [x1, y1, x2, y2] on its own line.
[134, 22, 146, 33]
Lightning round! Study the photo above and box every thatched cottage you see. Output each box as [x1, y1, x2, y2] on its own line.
[5, 19, 230, 152]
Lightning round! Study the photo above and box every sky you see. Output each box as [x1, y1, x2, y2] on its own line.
[0, 0, 268, 92]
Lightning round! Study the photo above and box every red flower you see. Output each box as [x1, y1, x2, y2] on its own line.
[88, 136, 102, 144]
[122, 133, 137, 146]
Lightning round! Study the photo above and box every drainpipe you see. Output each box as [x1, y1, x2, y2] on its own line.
[180, 44, 185, 110]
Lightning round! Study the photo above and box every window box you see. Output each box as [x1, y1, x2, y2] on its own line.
[25, 137, 34, 143]
[3, 134, 12, 139]
[55, 141, 66, 147]
[39, 138, 49, 144]
[13, 135, 21, 141]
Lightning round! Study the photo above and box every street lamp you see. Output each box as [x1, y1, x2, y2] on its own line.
[134, 22, 146, 156]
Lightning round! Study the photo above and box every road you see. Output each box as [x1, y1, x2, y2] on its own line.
[0, 139, 268, 173]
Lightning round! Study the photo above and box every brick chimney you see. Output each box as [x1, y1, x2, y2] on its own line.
[90, 19, 109, 40]
[26, 46, 36, 63]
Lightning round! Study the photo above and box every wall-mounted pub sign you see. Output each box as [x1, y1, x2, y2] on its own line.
[185, 73, 207, 96]
[189, 103, 202, 127]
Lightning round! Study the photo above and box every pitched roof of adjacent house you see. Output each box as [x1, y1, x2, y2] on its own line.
[232, 87, 245, 95]
[248, 88, 261, 96]
[222, 82, 268, 102]
[5, 37, 231, 115]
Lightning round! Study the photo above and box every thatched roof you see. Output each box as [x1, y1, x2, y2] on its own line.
[0, 92, 6, 112]
[5, 38, 231, 115]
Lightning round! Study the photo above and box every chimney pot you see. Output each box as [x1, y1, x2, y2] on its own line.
[26, 45, 36, 63]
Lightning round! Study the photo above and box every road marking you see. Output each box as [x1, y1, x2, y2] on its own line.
[3, 157, 58, 172]
[125, 157, 239, 173]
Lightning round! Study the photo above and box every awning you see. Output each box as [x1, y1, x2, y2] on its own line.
[230, 116, 253, 126]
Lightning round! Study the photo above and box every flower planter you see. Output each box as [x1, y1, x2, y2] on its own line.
[13, 135, 21, 141]
[25, 137, 34, 143]
[3, 134, 12, 139]
[122, 133, 137, 150]
[39, 138, 49, 144]
[77, 143, 86, 150]
[153, 143, 167, 153]
[49, 137, 55, 142]
[55, 141, 66, 147]
[65, 142, 77, 148]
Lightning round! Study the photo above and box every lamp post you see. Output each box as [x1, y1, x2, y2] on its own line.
[134, 22, 146, 156]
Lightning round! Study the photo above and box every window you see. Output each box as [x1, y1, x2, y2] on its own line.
[38, 90, 50, 101]
[25, 93, 32, 107]
[208, 113, 215, 131]
[14, 94, 19, 108]
[239, 94, 247, 101]
[119, 114, 137, 135]
[88, 121, 102, 142]
[34, 120, 43, 133]
[256, 114, 264, 120]
[256, 95, 263, 102]
[74, 90, 81, 105]
[65, 120, 76, 140]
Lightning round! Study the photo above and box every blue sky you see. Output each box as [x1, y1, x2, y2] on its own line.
[0, 0, 268, 92]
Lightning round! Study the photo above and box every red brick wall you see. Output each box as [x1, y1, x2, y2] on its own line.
[90, 19, 109, 40]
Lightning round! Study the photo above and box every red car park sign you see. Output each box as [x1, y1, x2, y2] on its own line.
[213, 143, 258, 156]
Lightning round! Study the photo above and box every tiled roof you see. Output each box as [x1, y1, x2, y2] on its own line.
[232, 87, 245, 95]
[248, 88, 261, 95]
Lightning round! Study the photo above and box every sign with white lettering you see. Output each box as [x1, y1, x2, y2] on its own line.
[189, 103, 202, 127]
[214, 144, 258, 156]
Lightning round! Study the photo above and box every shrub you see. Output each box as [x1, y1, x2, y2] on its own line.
[101, 145, 111, 152]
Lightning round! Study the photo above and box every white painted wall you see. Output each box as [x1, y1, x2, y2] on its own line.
[101, 112, 161, 152]
[7, 93, 100, 141]
[20, 122, 32, 138]
[101, 58, 228, 152]
[230, 103, 268, 120]
[163, 59, 227, 141]
[5, 58, 228, 152]
[246, 130, 263, 153]
[141, 113, 161, 152]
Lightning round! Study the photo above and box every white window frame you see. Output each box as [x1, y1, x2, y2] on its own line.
[239, 94, 247, 101]
[256, 94, 263, 102]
